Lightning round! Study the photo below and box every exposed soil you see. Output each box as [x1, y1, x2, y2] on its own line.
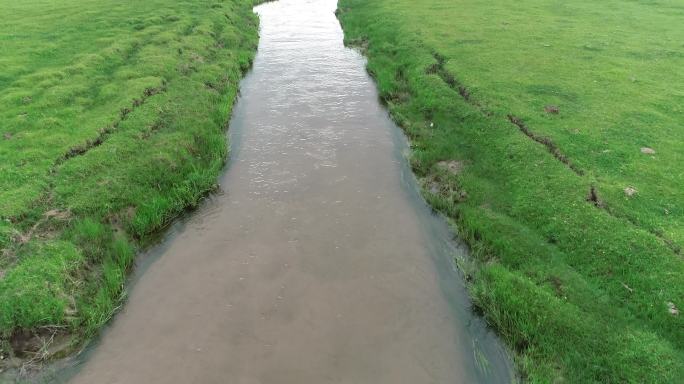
[437, 160, 465, 175]
[586, 185, 603, 207]
[544, 105, 559, 114]
[624, 186, 638, 197]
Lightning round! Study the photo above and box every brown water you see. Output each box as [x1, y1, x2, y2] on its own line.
[50, 0, 513, 382]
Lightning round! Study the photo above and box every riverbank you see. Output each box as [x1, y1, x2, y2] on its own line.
[0, 0, 260, 372]
[337, 0, 684, 382]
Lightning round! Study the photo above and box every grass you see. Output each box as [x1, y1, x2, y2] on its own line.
[337, 0, 684, 382]
[0, 0, 260, 368]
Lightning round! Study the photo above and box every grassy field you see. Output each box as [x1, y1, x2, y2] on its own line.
[337, 0, 683, 382]
[0, 0, 259, 369]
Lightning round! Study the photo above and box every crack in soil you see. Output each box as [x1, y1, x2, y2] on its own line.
[507, 114, 584, 176]
[427, 52, 583, 176]
[2, 82, 169, 271]
[427, 53, 491, 115]
[587, 186, 681, 255]
[54, 83, 167, 167]
[425, 51, 682, 263]
[424, 52, 681, 257]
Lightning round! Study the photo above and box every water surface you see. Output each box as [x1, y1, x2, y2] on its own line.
[61, 0, 512, 382]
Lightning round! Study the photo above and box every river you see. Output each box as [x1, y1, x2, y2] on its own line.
[55, 0, 512, 382]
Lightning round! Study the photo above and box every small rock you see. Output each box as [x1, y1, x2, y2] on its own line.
[3, 133, 11, 140]
[667, 302, 679, 316]
[640, 147, 655, 155]
[624, 186, 637, 197]
[544, 105, 559, 114]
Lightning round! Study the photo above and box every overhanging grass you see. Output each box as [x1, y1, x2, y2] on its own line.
[337, 0, 683, 382]
[0, 0, 259, 367]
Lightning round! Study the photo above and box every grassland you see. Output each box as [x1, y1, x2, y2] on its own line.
[337, 0, 684, 382]
[0, 0, 259, 370]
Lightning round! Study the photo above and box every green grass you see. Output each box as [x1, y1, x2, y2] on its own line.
[0, 0, 259, 366]
[337, 0, 683, 382]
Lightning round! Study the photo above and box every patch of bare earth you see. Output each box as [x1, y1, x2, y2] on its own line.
[436, 160, 464, 175]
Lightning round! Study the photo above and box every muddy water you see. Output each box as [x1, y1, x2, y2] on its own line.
[63, 0, 513, 383]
